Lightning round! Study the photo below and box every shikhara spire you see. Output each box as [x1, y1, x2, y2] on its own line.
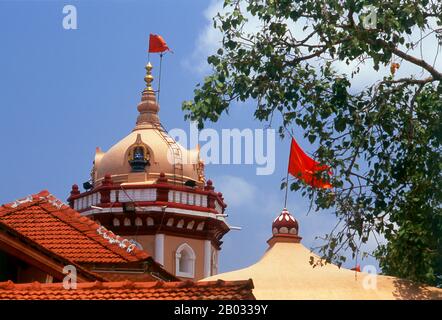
[136, 61, 160, 127]
[143, 62, 154, 92]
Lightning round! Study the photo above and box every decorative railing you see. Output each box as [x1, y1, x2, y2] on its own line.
[119, 188, 157, 202]
[168, 190, 208, 207]
[69, 181, 225, 215]
[74, 192, 101, 211]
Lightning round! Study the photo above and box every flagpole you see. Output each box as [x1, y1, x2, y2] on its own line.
[284, 127, 294, 209]
[284, 163, 290, 209]
[157, 53, 163, 104]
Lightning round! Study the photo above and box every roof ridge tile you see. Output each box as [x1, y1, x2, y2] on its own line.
[0, 279, 255, 291]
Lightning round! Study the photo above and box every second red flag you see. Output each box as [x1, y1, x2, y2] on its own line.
[288, 138, 332, 189]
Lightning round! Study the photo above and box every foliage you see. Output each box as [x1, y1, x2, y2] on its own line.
[182, 0, 442, 286]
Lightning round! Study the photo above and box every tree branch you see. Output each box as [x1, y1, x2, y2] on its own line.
[377, 39, 442, 80]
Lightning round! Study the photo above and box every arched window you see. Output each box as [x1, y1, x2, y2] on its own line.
[175, 243, 196, 278]
[127, 136, 150, 172]
[135, 217, 143, 226]
[187, 220, 195, 230]
[146, 217, 154, 226]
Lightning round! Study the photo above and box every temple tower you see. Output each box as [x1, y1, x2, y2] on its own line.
[68, 62, 229, 281]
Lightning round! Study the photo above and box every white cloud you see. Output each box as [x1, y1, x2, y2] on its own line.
[215, 174, 295, 214]
[215, 175, 257, 207]
[183, 0, 262, 75]
[182, 0, 223, 74]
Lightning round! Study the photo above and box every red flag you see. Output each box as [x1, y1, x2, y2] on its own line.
[148, 34, 170, 53]
[288, 138, 332, 189]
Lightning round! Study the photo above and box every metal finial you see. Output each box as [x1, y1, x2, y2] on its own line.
[144, 62, 154, 92]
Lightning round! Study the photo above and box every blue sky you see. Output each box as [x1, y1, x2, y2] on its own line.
[0, 0, 380, 272]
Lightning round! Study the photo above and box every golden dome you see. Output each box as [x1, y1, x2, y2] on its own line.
[92, 62, 204, 187]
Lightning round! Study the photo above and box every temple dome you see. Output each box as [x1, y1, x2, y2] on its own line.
[201, 207, 442, 299]
[272, 208, 299, 235]
[94, 130, 201, 185]
[92, 62, 204, 186]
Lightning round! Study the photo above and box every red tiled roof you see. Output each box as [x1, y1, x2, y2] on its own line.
[0, 225, 108, 282]
[90, 272, 160, 282]
[0, 280, 255, 300]
[0, 191, 149, 264]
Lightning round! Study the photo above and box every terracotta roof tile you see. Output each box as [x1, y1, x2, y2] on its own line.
[0, 280, 255, 300]
[0, 191, 149, 264]
[90, 272, 160, 282]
